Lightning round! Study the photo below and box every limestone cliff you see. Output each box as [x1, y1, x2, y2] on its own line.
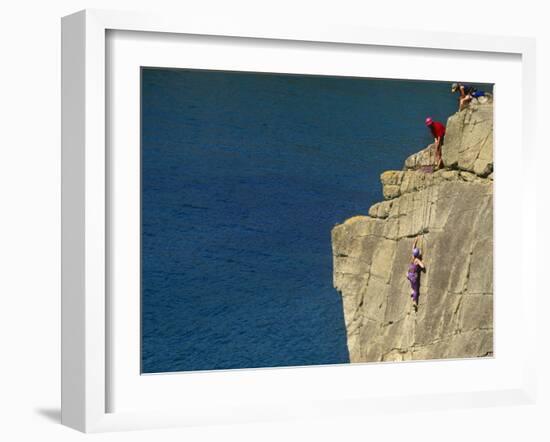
[332, 102, 493, 362]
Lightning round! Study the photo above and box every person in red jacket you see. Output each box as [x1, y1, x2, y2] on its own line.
[425, 117, 445, 169]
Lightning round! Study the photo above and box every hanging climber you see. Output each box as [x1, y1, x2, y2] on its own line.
[406, 236, 425, 306]
[425, 117, 445, 170]
[451, 82, 491, 111]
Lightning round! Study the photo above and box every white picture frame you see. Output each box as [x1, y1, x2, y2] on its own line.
[61, 9, 537, 433]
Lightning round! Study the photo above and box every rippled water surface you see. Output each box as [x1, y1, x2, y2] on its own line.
[141, 68, 487, 373]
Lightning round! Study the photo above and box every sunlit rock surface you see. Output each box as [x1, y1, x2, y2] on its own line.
[332, 103, 493, 362]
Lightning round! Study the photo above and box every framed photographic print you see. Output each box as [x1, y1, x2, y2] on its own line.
[61, 9, 537, 432]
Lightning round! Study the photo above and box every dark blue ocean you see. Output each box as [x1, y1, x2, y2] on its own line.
[141, 68, 488, 373]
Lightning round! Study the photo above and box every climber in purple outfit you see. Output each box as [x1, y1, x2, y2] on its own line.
[407, 236, 425, 306]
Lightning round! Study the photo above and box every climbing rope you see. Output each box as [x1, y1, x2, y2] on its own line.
[418, 148, 436, 251]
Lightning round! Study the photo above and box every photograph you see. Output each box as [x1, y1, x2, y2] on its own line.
[0, 0, 545, 438]
[140, 67, 494, 374]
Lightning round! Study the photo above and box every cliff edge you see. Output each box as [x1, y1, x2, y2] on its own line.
[332, 102, 493, 362]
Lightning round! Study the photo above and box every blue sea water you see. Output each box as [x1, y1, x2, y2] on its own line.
[141, 68, 491, 373]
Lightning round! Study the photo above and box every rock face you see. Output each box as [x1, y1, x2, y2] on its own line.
[332, 103, 493, 362]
